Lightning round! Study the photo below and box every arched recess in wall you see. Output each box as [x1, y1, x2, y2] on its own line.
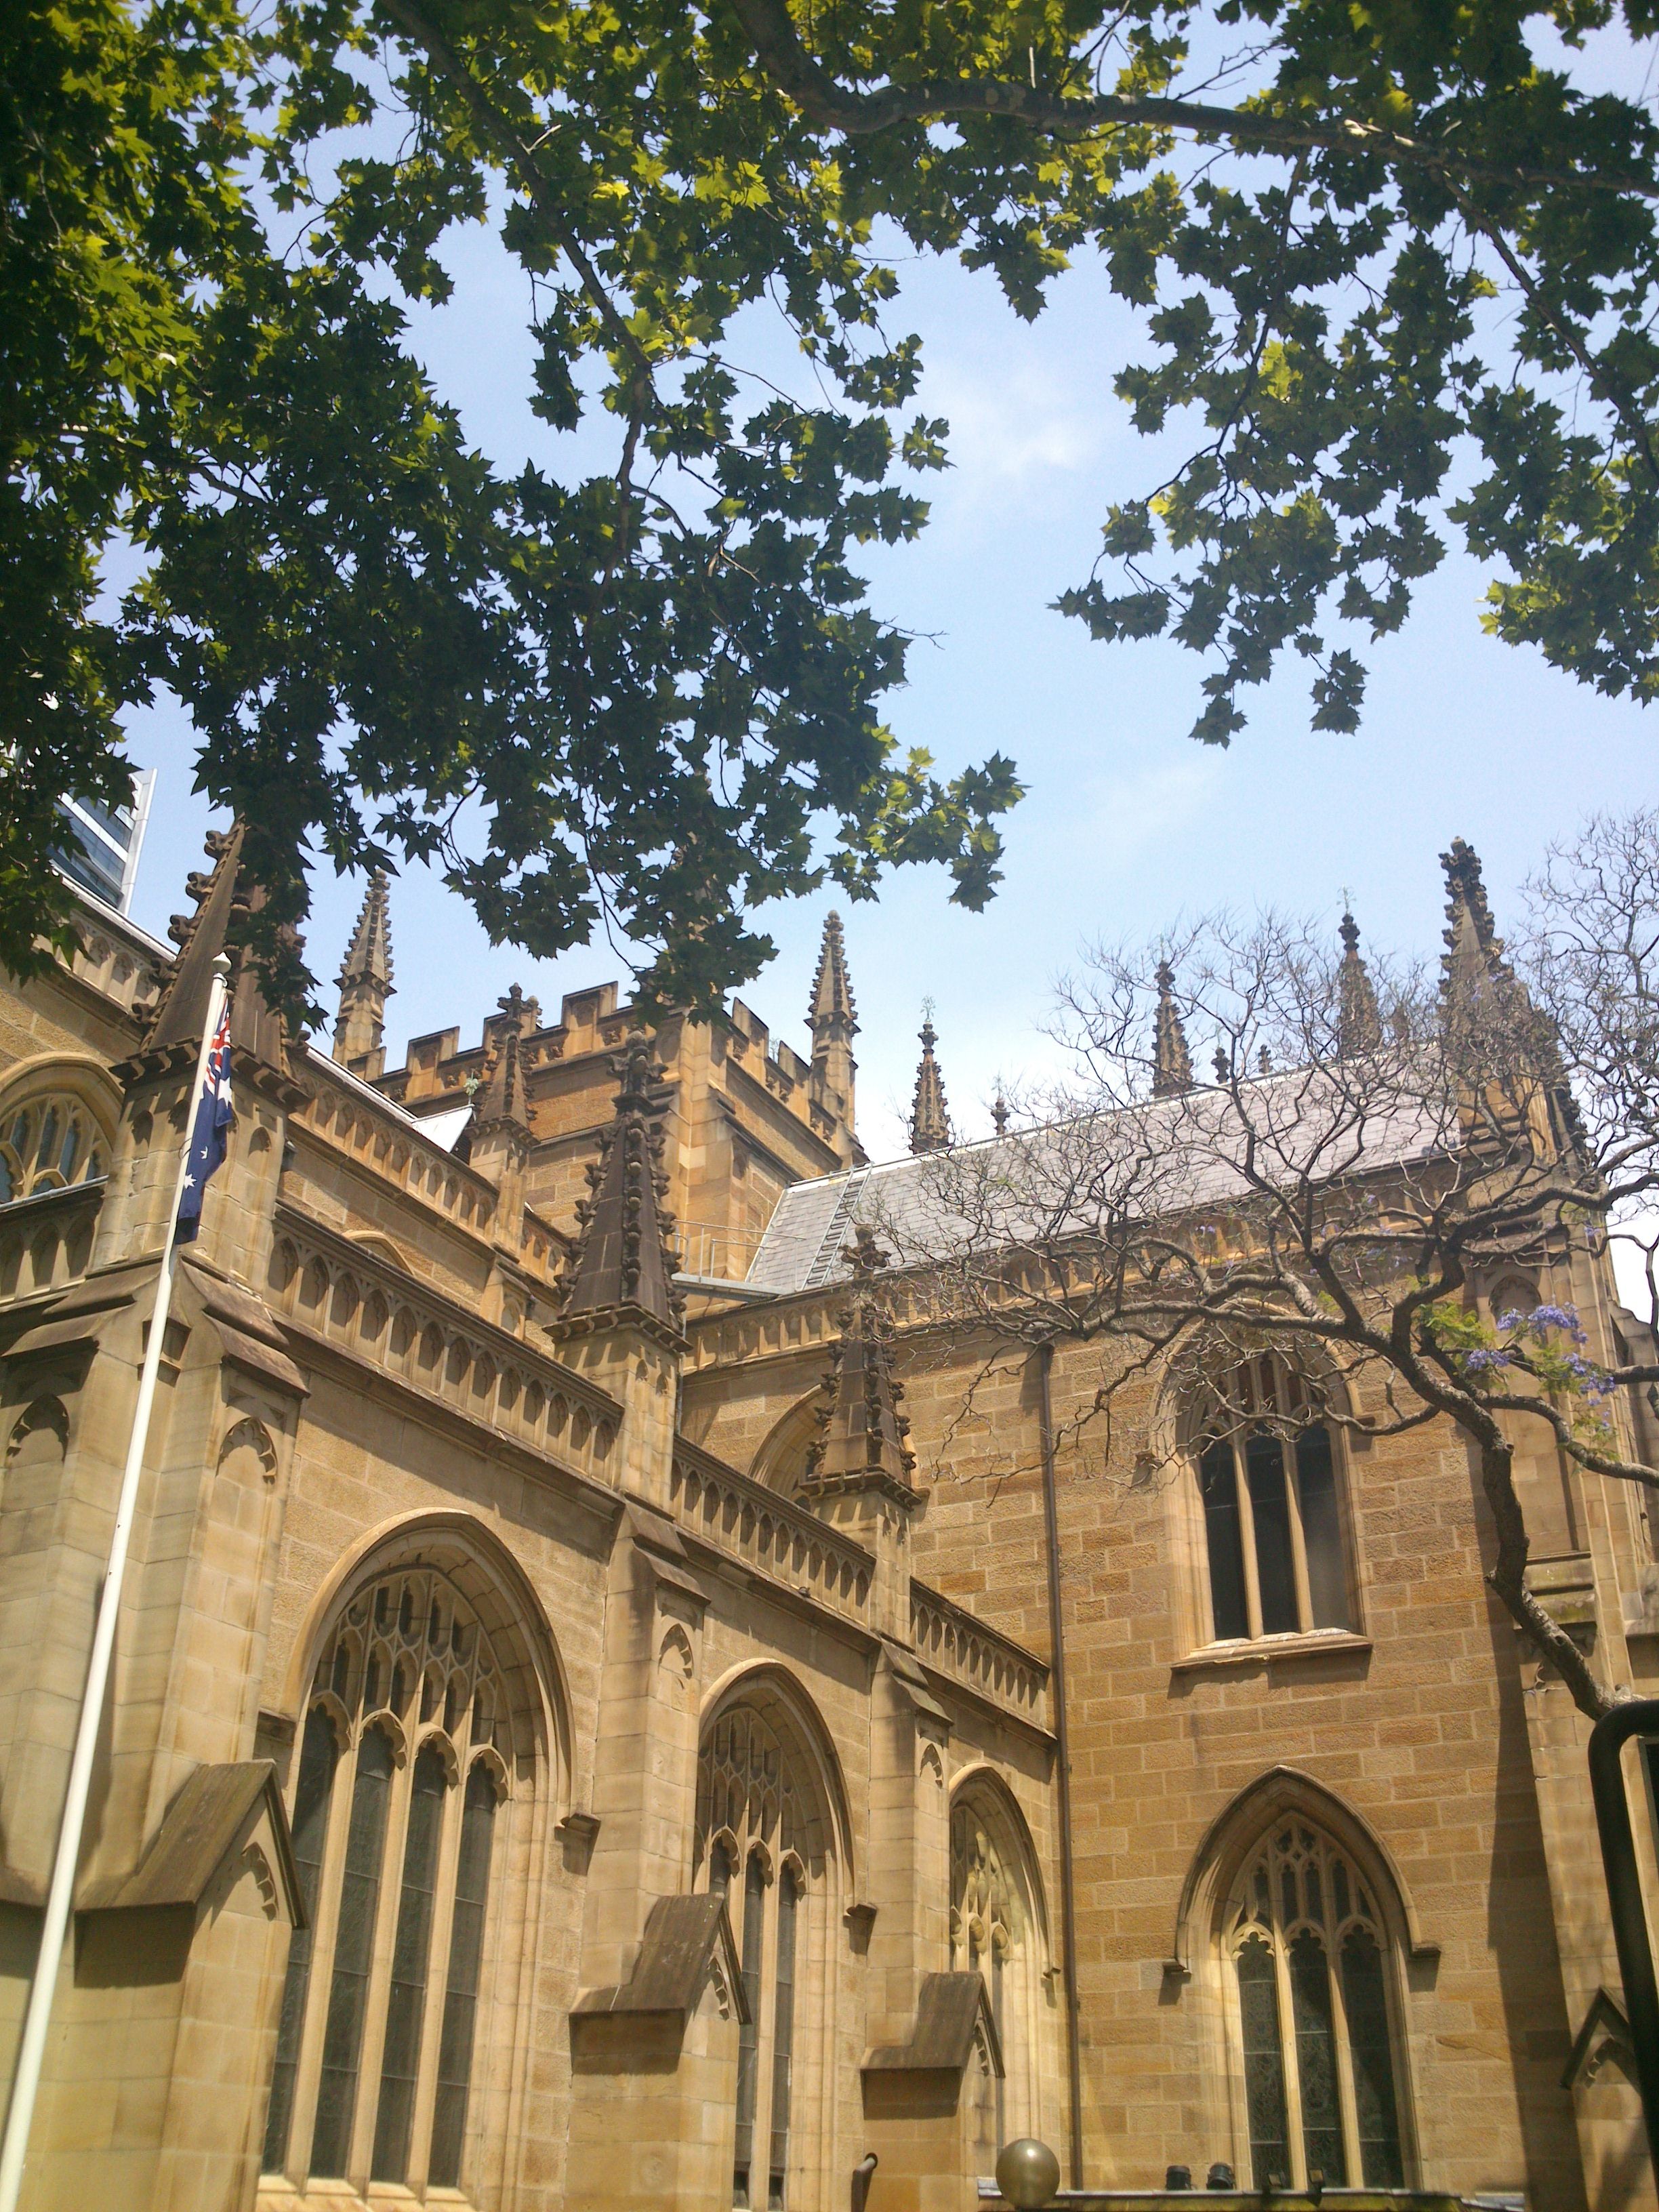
[695, 1661, 853, 2212]
[949, 1763, 1058, 2167]
[1172, 1766, 1430, 2196]
[748, 1392, 823, 1500]
[263, 1509, 574, 2204]
[0, 1054, 121, 1206]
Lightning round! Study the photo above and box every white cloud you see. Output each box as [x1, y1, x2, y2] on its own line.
[922, 356, 1105, 516]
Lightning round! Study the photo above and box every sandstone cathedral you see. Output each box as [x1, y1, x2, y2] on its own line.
[0, 830, 1654, 2212]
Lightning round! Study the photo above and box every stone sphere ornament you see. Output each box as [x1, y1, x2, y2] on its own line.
[995, 2138, 1061, 2210]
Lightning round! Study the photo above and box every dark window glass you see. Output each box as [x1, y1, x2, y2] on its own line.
[1288, 1930, 1345, 2186]
[1296, 1428, 1351, 1629]
[1200, 1439, 1248, 1639]
[1237, 1932, 1289, 2189]
[262, 1708, 339, 2173]
[1246, 1431, 1298, 1634]
[371, 1743, 448, 2181]
[430, 1762, 497, 2189]
[733, 1853, 766, 2207]
[1342, 1929, 1404, 2186]
[768, 1870, 798, 2210]
[310, 1728, 393, 2176]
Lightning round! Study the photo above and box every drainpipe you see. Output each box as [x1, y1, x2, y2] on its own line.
[1038, 1340, 1084, 2190]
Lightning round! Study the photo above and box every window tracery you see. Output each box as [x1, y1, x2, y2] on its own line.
[262, 1564, 512, 2196]
[1192, 1353, 1353, 1643]
[696, 1705, 817, 2211]
[949, 1782, 1048, 2166]
[0, 1091, 109, 1204]
[1225, 1823, 1406, 2191]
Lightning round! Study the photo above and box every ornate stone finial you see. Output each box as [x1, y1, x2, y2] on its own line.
[468, 1023, 529, 1139]
[809, 910, 857, 1033]
[1257, 1046, 1273, 1075]
[991, 1094, 1009, 1139]
[1152, 962, 1193, 1097]
[1337, 910, 1382, 1056]
[802, 1234, 917, 1501]
[909, 1015, 951, 1155]
[558, 1035, 684, 1333]
[844, 1223, 890, 1280]
[495, 981, 540, 1032]
[1212, 1044, 1231, 1084]
[333, 869, 394, 1073]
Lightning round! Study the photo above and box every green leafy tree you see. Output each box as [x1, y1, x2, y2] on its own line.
[7, 0, 1659, 1008]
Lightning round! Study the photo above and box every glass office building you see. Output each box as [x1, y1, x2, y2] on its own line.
[56, 770, 156, 915]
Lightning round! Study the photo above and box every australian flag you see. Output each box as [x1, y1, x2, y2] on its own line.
[175, 998, 234, 1243]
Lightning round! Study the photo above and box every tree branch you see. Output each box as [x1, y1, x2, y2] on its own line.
[724, 0, 1659, 201]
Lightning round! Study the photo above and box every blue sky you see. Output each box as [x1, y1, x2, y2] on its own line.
[119, 70, 1659, 1172]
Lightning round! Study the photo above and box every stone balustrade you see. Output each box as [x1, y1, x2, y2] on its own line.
[668, 1440, 874, 1623]
[270, 1209, 619, 1483]
[910, 1578, 1049, 1721]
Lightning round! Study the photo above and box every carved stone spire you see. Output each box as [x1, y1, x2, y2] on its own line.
[1440, 838, 1514, 1001]
[559, 1036, 684, 1334]
[1337, 911, 1382, 1056]
[909, 1014, 951, 1155]
[1152, 962, 1193, 1097]
[144, 821, 288, 1073]
[808, 911, 859, 1161]
[810, 909, 857, 1032]
[802, 1227, 918, 1502]
[333, 870, 394, 1078]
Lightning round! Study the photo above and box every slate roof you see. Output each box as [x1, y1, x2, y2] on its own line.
[746, 1067, 1446, 1297]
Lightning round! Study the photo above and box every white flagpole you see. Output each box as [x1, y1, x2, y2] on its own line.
[0, 952, 232, 2212]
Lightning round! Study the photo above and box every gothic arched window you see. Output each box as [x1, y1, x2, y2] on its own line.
[949, 1782, 1050, 2165]
[261, 1564, 513, 2196]
[1194, 1355, 1353, 1643]
[1225, 1823, 1406, 2191]
[697, 1702, 824, 2212]
[0, 1090, 110, 1204]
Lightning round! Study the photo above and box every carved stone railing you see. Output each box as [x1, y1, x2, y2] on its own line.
[270, 1208, 619, 1486]
[668, 1440, 874, 1624]
[909, 1580, 1049, 1722]
[0, 1181, 104, 1305]
[294, 1062, 496, 1231]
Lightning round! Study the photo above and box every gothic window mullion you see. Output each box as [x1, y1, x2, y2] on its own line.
[1269, 1935, 1307, 2190]
[1324, 1919, 1365, 2187]
[288, 1717, 360, 2180]
[342, 1737, 413, 2190]
[431, 1760, 502, 2190]
[371, 1738, 451, 2185]
[401, 1742, 467, 2194]
[310, 1725, 396, 2181]
[1231, 1439, 1265, 1641]
[1281, 1454, 1316, 1631]
[262, 1702, 340, 2179]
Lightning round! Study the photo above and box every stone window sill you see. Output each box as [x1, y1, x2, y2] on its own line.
[1171, 1628, 1372, 1675]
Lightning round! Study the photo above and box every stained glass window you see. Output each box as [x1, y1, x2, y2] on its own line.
[0, 1092, 110, 1203]
[1228, 1824, 1406, 2190]
[261, 1565, 511, 2191]
[696, 1706, 818, 2212]
[1194, 1355, 1353, 1643]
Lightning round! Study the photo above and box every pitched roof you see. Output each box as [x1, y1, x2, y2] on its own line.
[746, 1065, 1444, 1296]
